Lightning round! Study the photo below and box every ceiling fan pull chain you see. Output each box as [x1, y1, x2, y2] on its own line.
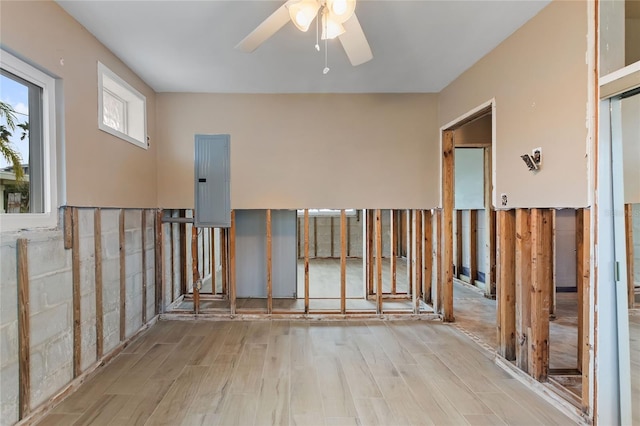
[323, 10, 330, 74]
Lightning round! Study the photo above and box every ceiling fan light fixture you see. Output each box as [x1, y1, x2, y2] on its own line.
[326, 0, 356, 23]
[321, 12, 345, 40]
[287, 0, 320, 32]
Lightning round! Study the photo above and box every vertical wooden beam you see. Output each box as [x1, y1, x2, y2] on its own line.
[141, 210, 147, 324]
[94, 209, 104, 359]
[154, 210, 164, 315]
[579, 209, 591, 412]
[550, 209, 557, 317]
[191, 225, 200, 314]
[221, 228, 228, 295]
[376, 209, 383, 314]
[490, 209, 497, 296]
[211, 229, 216, 294]
[529, 208, 552, 381]
[17, 238, 30, 419]
[179, 209, 187, 296]
[413, 210, 423, 314]
[72, 208, 82, 377]
[625, 204, 635, 309]
[391, 210, 397, 294]
[497, 210, 516, 360]
[169, 218, 175, 302]
[434, 210, 443, 313]
[229, 210, 237, 315]
[456, 210, 463, 279]
[367, 210, 374, 295]
[304, 209, 310, 314]
[406, 209, 413, 295]
[442, 130, 455, 322]
[64, 206, 73, 249]
[341, 209, 347, 314]
[266, 209, 273, 314]
[469, 210, 478, 283]
[576, 209, 584, 371]
[515, 209, 531, 372]
[423, 210, 433, 304]
[119, 209, 126, 342]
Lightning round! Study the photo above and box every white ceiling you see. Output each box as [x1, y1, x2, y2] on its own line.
[57, 0, 550, 93]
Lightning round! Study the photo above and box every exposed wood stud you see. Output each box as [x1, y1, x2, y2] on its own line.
[406, 210, 413, 295]
[119, 209, 126, 343]
[423, 210, 433, 304]
[490, 209, 497, 296]
[497, 209, 516, 360]
[221, 228, 228, 295]
[367, 210, 374, 295]
[413, 210, 423, 314]
[211, 229, 216, 294]
[376, 209, 383, 314]
[456, 210, 463, 278]
[141, 210, 147, 324]
[266, 209, 273, 314]
[72, 208, 82, 377]
[229, 210, 237, 315]
[154, 210, 164, 315]
[435, 210, 443, 313]
[64, 206, 73, 249]
[579, 209, 591, 412]
[304, 209, 310, 314]
[341, 209, 347, 314]
[170, 216, 175, 302]
[529, 208, 552, 381]
[442, 130, 454, 322]
[17, 238, 30, 419]
[94, 209, 104, 359]
[625, 204, 635, 309]
[515, 209, 531, 372]
[191, 225, 200, 314]
[576, 209, 584, 372]
[391, 210, 397, 294]
[179, 209, 187, 296]
[550, 209, 557, 317]
[469, 209, 478, 283]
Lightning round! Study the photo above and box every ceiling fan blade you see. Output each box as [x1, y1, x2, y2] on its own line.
[235, 2, 292, 53]
[338, 13, 373, 66]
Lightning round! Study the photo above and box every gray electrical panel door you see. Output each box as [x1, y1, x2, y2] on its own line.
[194, 134, 230, 227]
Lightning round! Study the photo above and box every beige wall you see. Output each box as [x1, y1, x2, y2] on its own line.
[454, 115, 492, 146]
[439, 0, 589, 208]
[156, 93, 439, 209]
[1, 0, 157, 208]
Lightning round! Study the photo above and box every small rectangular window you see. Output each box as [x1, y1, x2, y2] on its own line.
[98, 62, 147, 149]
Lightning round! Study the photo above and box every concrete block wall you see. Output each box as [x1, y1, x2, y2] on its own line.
[0, 207, 157, 426]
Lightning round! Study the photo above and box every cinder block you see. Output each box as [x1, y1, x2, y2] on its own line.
[102, 231, 120, 260]
[30, 303, 70, 347]
[0, 242, 17, 293]
[80, 292, 97, 325]
[77, 209, 95, 238]
[28, 237, 70, 279]
[0, 361, 18, 426]
[0, 322, 18, 367]
[79, 254, 96, 297]
[30, 359, 72, 408]
[124, 209, 141, 231]
[0, 279, 17, 326]
[125, 253, 142, 277]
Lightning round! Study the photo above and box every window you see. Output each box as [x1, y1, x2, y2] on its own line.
[98, 62, 147, 149]
[0, 49, 57, 229]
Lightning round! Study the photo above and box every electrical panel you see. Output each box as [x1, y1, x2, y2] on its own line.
[194, 134, 230, 227]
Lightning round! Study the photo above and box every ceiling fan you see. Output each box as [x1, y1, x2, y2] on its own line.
[235, 0, 373, 68]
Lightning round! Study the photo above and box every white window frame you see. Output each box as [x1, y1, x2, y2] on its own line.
[97, 62, 147, 149]
[0, 49, 58, 231]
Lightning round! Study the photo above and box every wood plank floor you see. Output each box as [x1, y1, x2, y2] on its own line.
[40, 319, 575, 426]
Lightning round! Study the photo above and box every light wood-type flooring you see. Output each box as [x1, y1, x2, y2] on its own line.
[39, 319, 575, 426]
